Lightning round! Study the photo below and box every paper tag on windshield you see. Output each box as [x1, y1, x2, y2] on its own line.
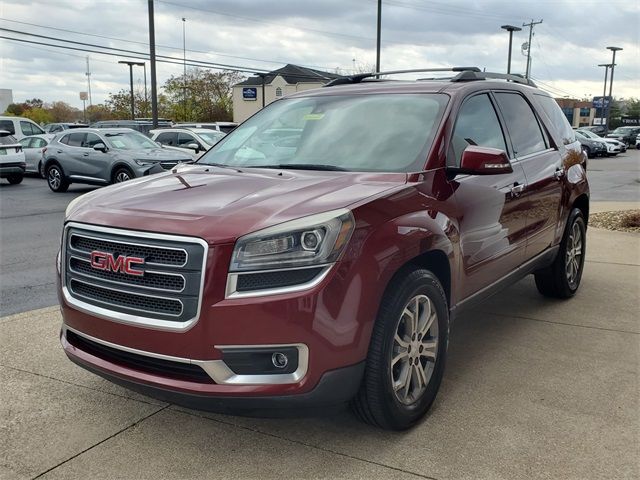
[303, 113, 324, 121]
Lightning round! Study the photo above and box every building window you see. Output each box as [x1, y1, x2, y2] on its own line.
[579, 107, 590, 117]
[561, 107, 574, 125]
[275, 87, 283, 97]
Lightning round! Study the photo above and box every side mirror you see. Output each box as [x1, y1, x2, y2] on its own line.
[93, 143, 108, 152]
[186, 143, 200, 152]
[450, 146, 513, 175]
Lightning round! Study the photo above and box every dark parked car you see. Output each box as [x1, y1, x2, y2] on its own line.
[606, 126, 640, 145]
[579, 125, 607, 136]
[43, 123, 89, 133]
[43, 128, 192, 192]
[59, 68, 589, 430]
[90, 119, 172, 137]
[575, 130, 608, 158]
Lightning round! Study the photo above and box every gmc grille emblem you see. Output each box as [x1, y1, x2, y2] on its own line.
[90, 251, 145, 276]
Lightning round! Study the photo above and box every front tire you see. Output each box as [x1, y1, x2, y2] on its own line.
[47, 164, 69, 192]
[534, 208, 586, 298]
[38, 161, 45, 178]
[582, 146, 592, 158]
[7, 173, 23, 184]
[112, 167, 134, 184]
[351, 268, 449, 430]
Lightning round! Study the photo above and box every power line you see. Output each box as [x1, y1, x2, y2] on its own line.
[0, 27, 269, 74]
[0, 17, 341, 72]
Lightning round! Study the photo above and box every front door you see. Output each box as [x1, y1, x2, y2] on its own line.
[448, 93, 529, 300]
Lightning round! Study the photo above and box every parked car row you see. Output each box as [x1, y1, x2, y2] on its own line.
[575, 129, 626, 157]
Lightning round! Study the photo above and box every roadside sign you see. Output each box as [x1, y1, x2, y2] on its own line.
[79, 92, 88, 100]
[592, 96, 611, 109]
[243, 87, 257, 101]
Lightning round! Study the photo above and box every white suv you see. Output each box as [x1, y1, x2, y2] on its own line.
[0, 116, 48, 141]
[0, 130, 26, 184]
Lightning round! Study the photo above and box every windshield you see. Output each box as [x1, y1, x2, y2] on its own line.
[105, 132, 159, 150]
[612, 127, 632, 134]
[198, 131, 226, 145]
[578, 130, 598, 139]
[0, 134, 18, 145]
[198, 94, 448, 172]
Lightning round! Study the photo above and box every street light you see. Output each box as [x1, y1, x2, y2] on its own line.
[605, 46, 622, 132]
[118, 60, 145, 119]
[597, 63, 613, 128]
[501, 25, 522, 75]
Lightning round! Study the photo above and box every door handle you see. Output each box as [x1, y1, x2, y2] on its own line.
[83, 153, 90, 157]
[511, 183, 525, 197]
[56, 150, 63, 153]
[554, 169, 564, 180]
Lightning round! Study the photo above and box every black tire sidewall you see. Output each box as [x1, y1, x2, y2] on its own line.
[558, 209, 587, 295]
[373, 269, 449, 429]
[7, 174, 23, 184]
[47, 165, 66, 192]
[113, 168, 133, 184]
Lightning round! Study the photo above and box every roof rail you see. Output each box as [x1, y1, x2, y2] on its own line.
[324, 67, 481, 87]
[451, 70, 537, 87]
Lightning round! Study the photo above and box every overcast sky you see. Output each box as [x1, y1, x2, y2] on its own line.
[1, 0, 638, 109]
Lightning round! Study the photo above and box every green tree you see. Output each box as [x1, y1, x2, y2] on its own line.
[608, 100, 622, 129]
[163, 69, 244, 122]
[5, 103, 26, 116]
[625, 98, 640, 118]
[48, 101, 80, 122]
[86, 104, 115, 122]
[22, 107, 53, 125]
[105, 88, 148, 119]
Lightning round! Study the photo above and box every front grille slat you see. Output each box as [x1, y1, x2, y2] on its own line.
[70, 235, 187, 266]
[64, 226, 206, 326]
[70, 257, 185, 292]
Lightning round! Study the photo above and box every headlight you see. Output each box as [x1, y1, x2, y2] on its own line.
[230, 209, 355, 272]
[134, 159, 155, 166]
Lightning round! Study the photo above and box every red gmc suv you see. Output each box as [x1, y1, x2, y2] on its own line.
[58, 68, 589, 430]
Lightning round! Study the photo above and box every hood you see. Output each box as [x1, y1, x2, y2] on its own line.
[67, 164, 407, 244]
[118, 148, 193, 162]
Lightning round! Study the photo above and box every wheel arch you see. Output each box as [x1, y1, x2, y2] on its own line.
[110, 162, 134, 181]
[572, 193, 589, 226]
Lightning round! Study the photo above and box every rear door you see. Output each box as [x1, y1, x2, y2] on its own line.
[449, 92, 529, 299]
[493, 92, 563, 258]
[61, 132, 89, 176]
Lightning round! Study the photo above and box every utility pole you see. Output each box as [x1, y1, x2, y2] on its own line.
[85, 56, 92, 106]
[148, 0, 158, 127]
[375, 0, 381, 76]
[182, 17, 187, 122]
[522, 19, 542, 79]
[119, 61, 143, 119]
[501, 25, 521, 74]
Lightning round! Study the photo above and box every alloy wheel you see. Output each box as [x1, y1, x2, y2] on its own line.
[391, 294, 439, 405]
[115, 171, 130, 183]
[565, 221, 583, 287]
[48, 168, 61, 190]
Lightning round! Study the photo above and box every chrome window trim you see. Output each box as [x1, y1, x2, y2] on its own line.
[63, 325, 309, 385]
[69, 231, 189, 268]
[516, 147, 556, 161]
[63, 222, 208, 332]
[225, 264, 333, 299]
[68, 255, 186, 293]
[68, 278, 184, 318]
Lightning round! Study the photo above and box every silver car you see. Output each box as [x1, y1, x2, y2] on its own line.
[43, 128, 193, 192]
[18, 135, 50, 177]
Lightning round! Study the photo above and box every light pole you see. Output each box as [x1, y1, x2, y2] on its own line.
[501, 25, 522, 74]
[597, 63, 612, 128]
[142, 62, 148, 117]
[182, 17, 187, 121]
[118, 61, 145, 120]
[605, 46, 622, 132]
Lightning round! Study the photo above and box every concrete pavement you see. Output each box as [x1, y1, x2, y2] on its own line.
[1, 220, 639, 479]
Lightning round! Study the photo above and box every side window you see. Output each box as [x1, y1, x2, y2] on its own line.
[494, 92, 547, 157]
[30, 122, 45, 135]
[67, 133, 86, 147]
[156, 132, 177, 146]
[178, 132, 196, 146]
[0, 120, 16, 134]
[534, 94, 576, 145]
[20, 121, 35, 136]
[84, 133, 103, 148]
[450, 93, 507, 167]
[59, 134, 70, 145]
[19, 138, 31, 148]
[35, 138, 48, 148]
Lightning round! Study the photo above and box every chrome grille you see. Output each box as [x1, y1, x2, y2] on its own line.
[63, 224, 207, 329]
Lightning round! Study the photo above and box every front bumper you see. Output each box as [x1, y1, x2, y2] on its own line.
[61, 326, 365, 413]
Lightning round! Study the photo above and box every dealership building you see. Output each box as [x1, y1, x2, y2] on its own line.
[232, 64, 339, 122]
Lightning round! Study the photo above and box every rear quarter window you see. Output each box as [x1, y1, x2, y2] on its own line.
[534, 94, 576, 146]
[0, 120, 16, 135]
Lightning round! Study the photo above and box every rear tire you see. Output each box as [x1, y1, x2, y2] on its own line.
[534, 208, 586, 298]
[47, 164, 69, 192]
[351, 268, 449, 430]
[38, 161, 45, 179]
[7, 173, 23, 184]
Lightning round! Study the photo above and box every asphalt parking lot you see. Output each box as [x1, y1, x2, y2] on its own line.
[1, 150, 639, 479]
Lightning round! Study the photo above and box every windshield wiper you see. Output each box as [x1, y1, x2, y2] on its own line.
[246, 163, 348, 172]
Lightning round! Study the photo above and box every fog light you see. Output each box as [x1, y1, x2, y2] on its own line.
[272, 352, 289, 369]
